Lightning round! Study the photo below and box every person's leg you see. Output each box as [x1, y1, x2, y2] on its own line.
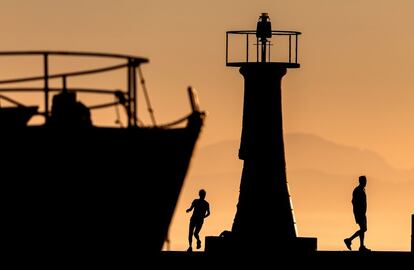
[194, 221, 204, 249]
[359, 230, 365, 246]
[349, 230, 360, 241]
[358, 217, 367, 249]
[344, 215, 363, 250]
[188, 220, 195, 250]
[344, 230, 358, 250]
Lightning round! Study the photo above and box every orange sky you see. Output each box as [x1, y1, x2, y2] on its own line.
[1, 0, 413, 251]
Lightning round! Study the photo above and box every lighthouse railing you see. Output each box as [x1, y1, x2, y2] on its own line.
[226, 30, 301, 67]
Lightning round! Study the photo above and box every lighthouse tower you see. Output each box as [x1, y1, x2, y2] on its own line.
[226, 14, 302, 251]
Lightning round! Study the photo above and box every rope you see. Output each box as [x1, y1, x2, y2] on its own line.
[0, 94, 26, 107]
[113, 94, 144, 127]
[137, 66, 156, 126]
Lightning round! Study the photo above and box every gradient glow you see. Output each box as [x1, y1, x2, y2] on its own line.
[1, 0, 413, 251]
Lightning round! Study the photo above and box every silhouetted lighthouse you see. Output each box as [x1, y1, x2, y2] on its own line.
[226, 13, 301, 250]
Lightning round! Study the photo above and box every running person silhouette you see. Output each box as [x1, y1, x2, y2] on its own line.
[186, 189, 210, 251]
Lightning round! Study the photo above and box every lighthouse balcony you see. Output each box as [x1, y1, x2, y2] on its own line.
[226, 30, 301, 68]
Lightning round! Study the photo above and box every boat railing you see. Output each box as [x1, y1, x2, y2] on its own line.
[0, 51, 149, 128]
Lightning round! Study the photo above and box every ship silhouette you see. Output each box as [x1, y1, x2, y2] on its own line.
[0, 51, 204, 264]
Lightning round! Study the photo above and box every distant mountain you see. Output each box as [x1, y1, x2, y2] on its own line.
[191, 133, 414, 182]
[284, 133, 413, 182]
[191, 139, 241, 175]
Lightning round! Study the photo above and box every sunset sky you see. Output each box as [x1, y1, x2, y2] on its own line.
[1, 1, 413, 252]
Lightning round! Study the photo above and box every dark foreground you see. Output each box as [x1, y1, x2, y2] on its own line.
[157, 251, 413, 268]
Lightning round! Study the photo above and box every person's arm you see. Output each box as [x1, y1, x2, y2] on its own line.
[186, 200, 195, 213]
[204, 203, 210, 218]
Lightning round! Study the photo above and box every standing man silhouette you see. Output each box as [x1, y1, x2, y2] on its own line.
[344, 175, 371, 252]
[186, 189, 210, 252]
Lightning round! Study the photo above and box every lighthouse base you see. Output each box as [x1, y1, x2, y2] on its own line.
[204, 235, 317, 255]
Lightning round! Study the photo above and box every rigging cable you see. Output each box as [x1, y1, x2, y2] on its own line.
[137, 66, 157, 126]
[114, 95, 124, 128]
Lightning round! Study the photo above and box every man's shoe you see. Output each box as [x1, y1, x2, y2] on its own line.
[359, 246, 371, 252]
[344, 238, 352, 251]
[187, 246, 192, 252]
[196, 240, 201, 249]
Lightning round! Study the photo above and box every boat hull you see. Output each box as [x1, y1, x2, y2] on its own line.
[2, 114, 203, 262]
